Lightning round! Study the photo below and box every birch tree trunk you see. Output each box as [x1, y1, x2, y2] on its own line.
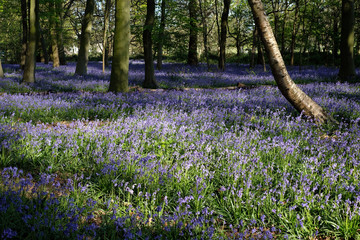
[247, 0, 330, 123]
[109, 0, 129, 92]
[75, 0, 94, 75]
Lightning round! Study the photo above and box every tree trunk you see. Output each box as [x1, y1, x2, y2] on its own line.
[250, 27, 257, 68]
[109, 0, 129, 92]
[290, 0, 299, 66]
[22, 0, 38, 83]
[257, 36, 266, 71]
[75, 0, 94, 75]
[332, 12, 339, 67]
[199, 0, 210, 70]
[0, 59, 4, 78]
[38, 24, 49, 64]
[280, 0, 288, 55]
[56, 0, 67, 65]
[102, 0, 111, 73]
[143, 0, 158, 88]
[50, 1, 60, 67]
[338, 0, 355, 81]
[156, 0, 166, 70]
[247, 0, 330, 123]
[21, 0, 28, 70]
[188, 0, 198, 65]
[218, 0, 230, 71]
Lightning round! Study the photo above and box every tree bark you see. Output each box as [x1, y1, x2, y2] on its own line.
[75, 0, 94, 75]
[102, 0, 111, 73]
[56, 0, 67, 65]
[332, 11, 339, 67]
[247, 0, 330, 123]
[218, 0, 230, 71]
[188, 0, 198, 65]
[22, 0, 38, 83]
[338, 0, 355, 81]
[21, 0, 28, 70]
[143, 0, 158, 88]
[0, 59, 4, 78]
[250, 27, 256, 68]
[50, 1, 60, 67]
[199, 0, 210, 70]
[109, 0, 129, 92]
[38, 24, 49, 64]
[156, 0, 166, 70]
[257, 36, 266, 71]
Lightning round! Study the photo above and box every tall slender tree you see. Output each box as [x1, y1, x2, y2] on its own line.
[22, 0, 39, 83]
[187, 0, 198, 65]
[20, 0, 28, 70]
[0, 59, 4, 78]
[109, 0, 130, 92]
[338, 0, 355, 81]
[247, 0, 330, 123]
[102, 0, 111, 73]
[143, 0, 158, 88]
[218, 0, 230, 71]
[156, 0, 166, 70]
[50, 0, 60, 67]
[75, 0, 95, 75]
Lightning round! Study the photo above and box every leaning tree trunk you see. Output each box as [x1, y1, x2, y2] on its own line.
[21, 0, 28, 70]
[247, 0, 330, 123]
[0, 59, 4, 78]
[338, 0, 355, 81]
[108, 0, 129, 92]
[218, 0, 230, 71]
[22, 0, 38, 83]
[156, 0, 166, 70]
[75, 0, 94, 75]
[143, 0, 158, 88]
[102, 0, 111, 73]
[187, 0, 198, 65]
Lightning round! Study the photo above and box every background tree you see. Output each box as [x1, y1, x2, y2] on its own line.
[22, 0, 39, 83]
[0, 59, 4, 78]
[109, 0, 130, 92]
[143, 0, 158, 88]
[188, 0, 199, 65]
[339, 0, 356, 81]
[218, 0, 230, 70]
[50, 0, 60, 67]
[156, 0, 166, 70]
[21, 0, 28, 70]
[247, 0, 329, 123]
[102, 0, 111, 73]
[75, 0, 94, 75]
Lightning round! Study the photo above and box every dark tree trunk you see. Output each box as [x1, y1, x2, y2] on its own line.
[199, 0, 210, 70]
[157, 0, 166, 70]
[102, 0, 111, 73]
[250, 27, 257, 68]
[0, 59, 4, 78]
[143, 0, 158, 88]
[188, 0, 198, 65]
[218, 0, 230, 71]
[339, 0, 355, 81]
[247, 0, 330, 123]
[257, 37, 266, 71]
[109, 0, 129, 92]
[280, 0, 288, 55]
[38, 24, 49, 64]
[290, 0, 299, 66]
[75, 0, 94, 75]
[22, 0, 38, 83]
[50, 1, 60, 67]
[332, 12, 339, 66]
[56, 0, 67, 65]
[21, 0, 28, 70]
